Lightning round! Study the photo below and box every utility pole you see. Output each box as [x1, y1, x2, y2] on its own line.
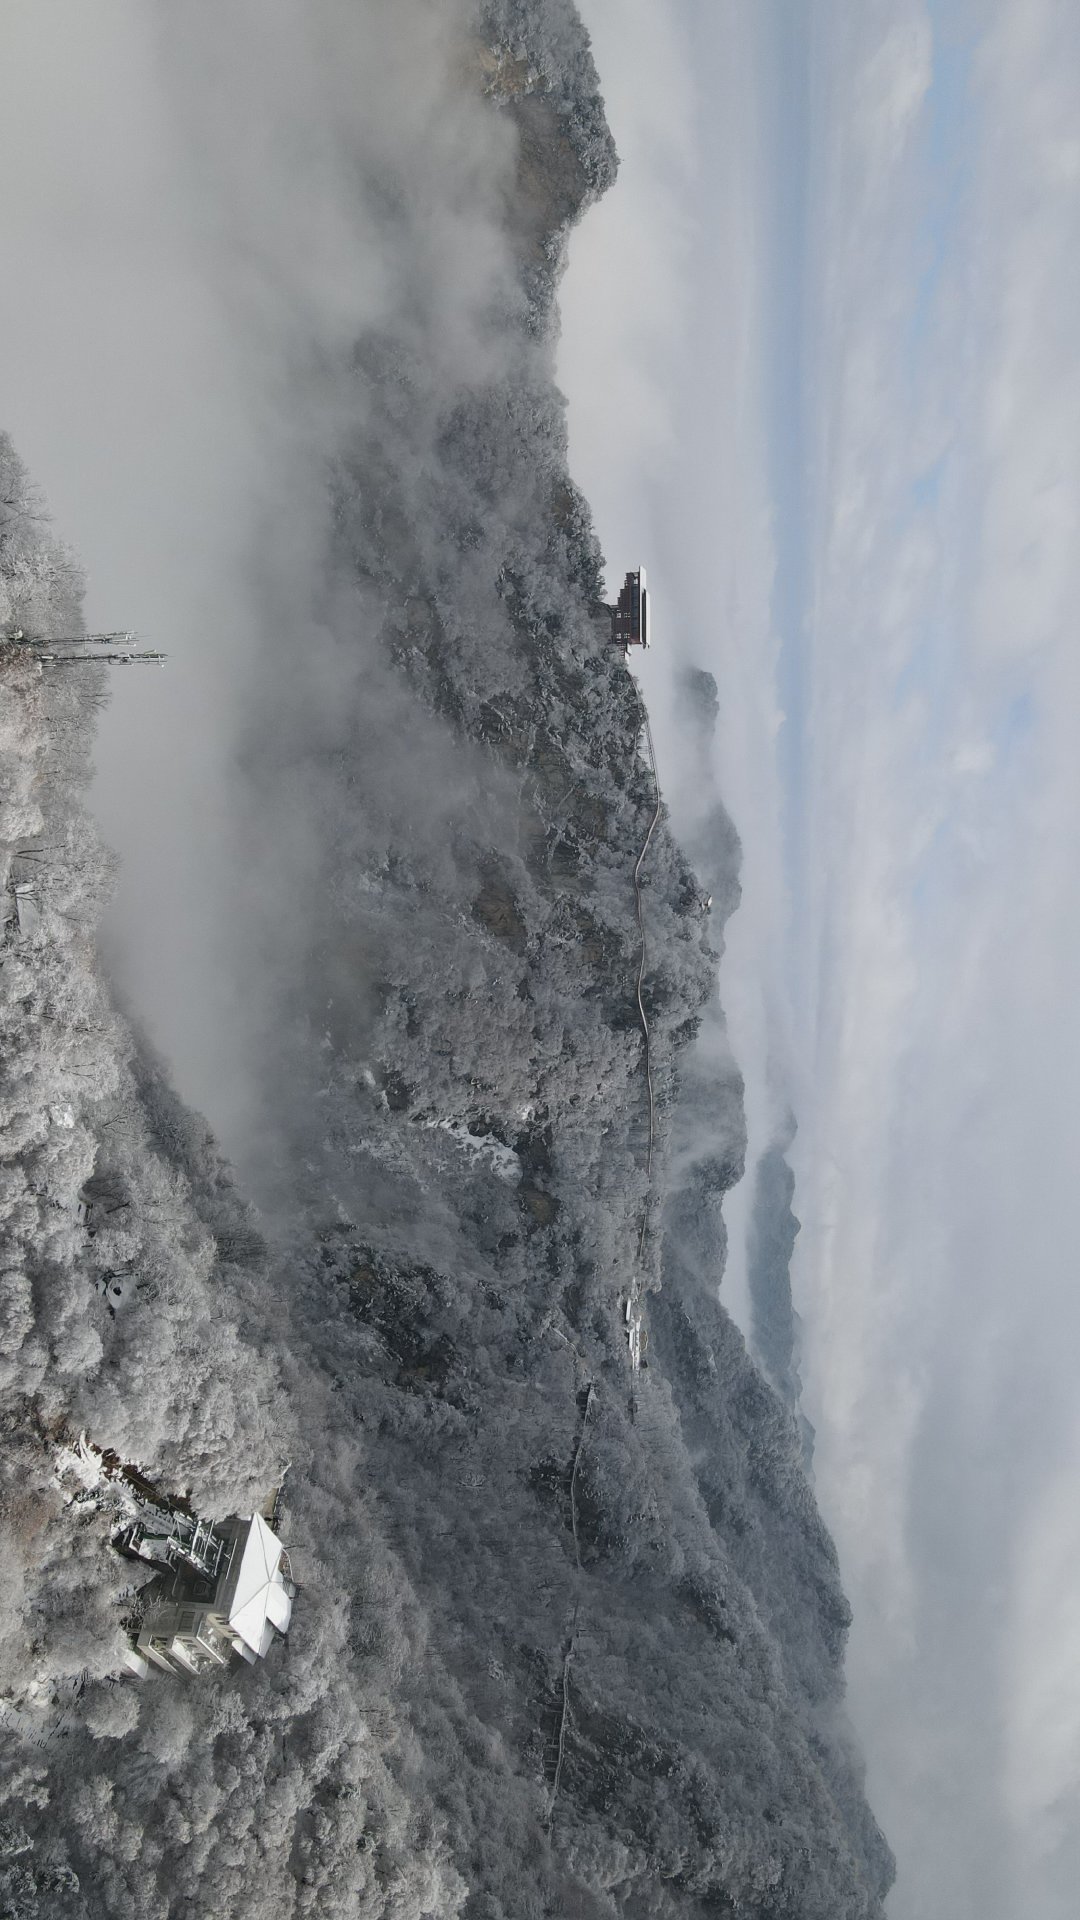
[5, 628, 166, 668]
[36, 649, 166, 667]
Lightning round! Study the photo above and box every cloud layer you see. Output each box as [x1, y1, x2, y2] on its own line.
[562, 2, 1080, 1914]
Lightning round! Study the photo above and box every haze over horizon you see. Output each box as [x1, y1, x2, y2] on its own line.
[559, 3, 1080, 1915]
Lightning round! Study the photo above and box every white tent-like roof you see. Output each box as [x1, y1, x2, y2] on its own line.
[218, 1514, 293, 1656]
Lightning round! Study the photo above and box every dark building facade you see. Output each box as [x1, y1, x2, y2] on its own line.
[611, 567, 649, 648]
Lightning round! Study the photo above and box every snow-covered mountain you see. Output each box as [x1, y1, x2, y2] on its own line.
[0, 5, 892, 1915]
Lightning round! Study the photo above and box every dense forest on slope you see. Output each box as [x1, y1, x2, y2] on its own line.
[0, 4, 892, 1915]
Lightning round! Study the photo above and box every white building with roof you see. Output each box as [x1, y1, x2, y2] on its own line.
[126, 1512, 294, 1678]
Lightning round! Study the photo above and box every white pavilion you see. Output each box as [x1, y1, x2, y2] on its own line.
[126, 1512, 293, 1678]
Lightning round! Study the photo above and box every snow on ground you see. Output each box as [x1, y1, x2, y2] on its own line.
[420, 1115, 521, 1184]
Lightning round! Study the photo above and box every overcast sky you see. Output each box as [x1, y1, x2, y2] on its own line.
[4, 2, 1080, 1913]
[559, 2, 1080, 1915]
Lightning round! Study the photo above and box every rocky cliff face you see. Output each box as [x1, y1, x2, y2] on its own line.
[0, 5, 892, 1915]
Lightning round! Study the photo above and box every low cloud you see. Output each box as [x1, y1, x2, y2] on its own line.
[0, 0, 517, 1157]
[788, 3, 1080, 1914]
[563, 2, 1080, 1915]
[558, 0, 792, 1323]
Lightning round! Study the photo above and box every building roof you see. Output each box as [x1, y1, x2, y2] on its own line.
[218, 1513, 293, 1654]
[13, 885, 41, 937]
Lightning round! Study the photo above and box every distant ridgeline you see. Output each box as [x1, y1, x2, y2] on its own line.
[0, 5, 892, 1918]
[670, 667, 814, 1456]
[747, 1122, 816, 1462]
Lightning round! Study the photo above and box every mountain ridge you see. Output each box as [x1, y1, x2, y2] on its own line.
[0, 7, 892, 1914]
